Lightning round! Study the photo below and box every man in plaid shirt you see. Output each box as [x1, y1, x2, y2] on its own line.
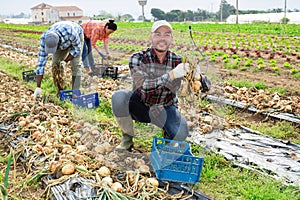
[34, 21, 84, 100]
[112, 20, 190, 151]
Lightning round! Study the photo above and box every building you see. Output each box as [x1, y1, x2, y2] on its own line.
[226, 12, 300, 24]
[31, 3, 90, 24]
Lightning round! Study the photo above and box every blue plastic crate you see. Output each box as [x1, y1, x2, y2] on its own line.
[59, 90, 81, 101]
[72, 92, 100, 109]
[150, 137, 204, 183]
[59, 90, 99, 109]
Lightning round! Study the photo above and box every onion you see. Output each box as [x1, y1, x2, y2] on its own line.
[33, 119, 40, 126]
[94, 144, 106, 154]
[76, 145, 88, 153]
[146, 177, 159, 188]
[18, 120, 27, 127]
[97, 166, 111, 177]
[61, 163, 75, 175]
[193, 80, 202, 92]
[62, 145, 72, 154]
[111, 182, 123, 192]
[139, 164, 150, 174]
[101, 176, 113, 186]
[95, 154, 105, 163]
[102, 142, 113, 152]
[133, 158, 145, 168]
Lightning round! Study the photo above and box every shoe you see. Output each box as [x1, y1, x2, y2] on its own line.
[85, 67, 92, 74]
[115, 144, 133, 152]
[115, 134, 133, 151]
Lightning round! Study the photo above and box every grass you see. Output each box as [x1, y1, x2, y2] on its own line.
[0, 57, 55, 95]
[249, 121, 300, 144]
[211, 101, 300, 145]
[226, 78, 289, 95]
[0, 57, 27, 78]
[189, 147, 300, 200]
[227, 79, 267, 90]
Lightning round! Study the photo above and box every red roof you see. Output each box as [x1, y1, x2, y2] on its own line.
[54, 6, 82, 11]
[31, 3, 53, 9]
[31, 3, 82, 12]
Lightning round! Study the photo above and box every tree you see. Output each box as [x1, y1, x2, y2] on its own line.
[151, 8, 165, 20]
[93, 10, 114, 20]
[216, 0, 235, 21]
[167, 10, 182, 21]
[185, 10, 194, 21]
[165, 12, 178, 22]
[121, 14, 134, 22]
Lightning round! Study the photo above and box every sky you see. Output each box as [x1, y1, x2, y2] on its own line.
[0, 0, 299, 19]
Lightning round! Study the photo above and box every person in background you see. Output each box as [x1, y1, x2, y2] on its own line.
[81, 19, 117, 73]
[111, 20, 190, 151]
[33, 21, 84, 100]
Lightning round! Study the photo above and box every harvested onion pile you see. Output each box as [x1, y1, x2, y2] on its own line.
[0, 66, 194, 199]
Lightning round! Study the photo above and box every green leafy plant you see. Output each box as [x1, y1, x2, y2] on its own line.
[270, 59, 277, 67]
[232, 54, 239, 59]
[210, 55, 216, 62]
[257, 58, 264, 65]
[257, 64, 266, 70]
[283, 62, 292, 69]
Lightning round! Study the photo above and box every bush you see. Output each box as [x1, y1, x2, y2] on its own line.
[281, 17, 290, 24]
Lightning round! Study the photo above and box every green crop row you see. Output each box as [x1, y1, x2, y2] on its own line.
[1, 22, 299, 36]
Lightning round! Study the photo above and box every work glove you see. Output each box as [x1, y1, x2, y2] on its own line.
[169, 63, 190, 80]
[98, 52, 105, 59]
[34, 87, 42, 100]
[200, 74, 212, 92]
[60, 61, 66, 68]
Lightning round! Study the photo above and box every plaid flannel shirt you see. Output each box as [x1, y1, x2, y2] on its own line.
[129, 47, 182, 116]
[36, 21, 83, 75]
[81, 20, 110, 48]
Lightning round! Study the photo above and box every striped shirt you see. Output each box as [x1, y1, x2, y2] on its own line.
[81, 20, 110, 48]
[129, 47, 182, 108]
[36, 21, 83, 75]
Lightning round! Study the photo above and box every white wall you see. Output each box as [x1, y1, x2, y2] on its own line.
[58, 10, 83, 18]
[227, 12, 300, 24]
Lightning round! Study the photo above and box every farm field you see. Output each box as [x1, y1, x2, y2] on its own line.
[0, 22, 300, 199]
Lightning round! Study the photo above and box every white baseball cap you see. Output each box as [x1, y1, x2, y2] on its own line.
[45, 31, 59, 54]
[151, 20, 173, 33]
